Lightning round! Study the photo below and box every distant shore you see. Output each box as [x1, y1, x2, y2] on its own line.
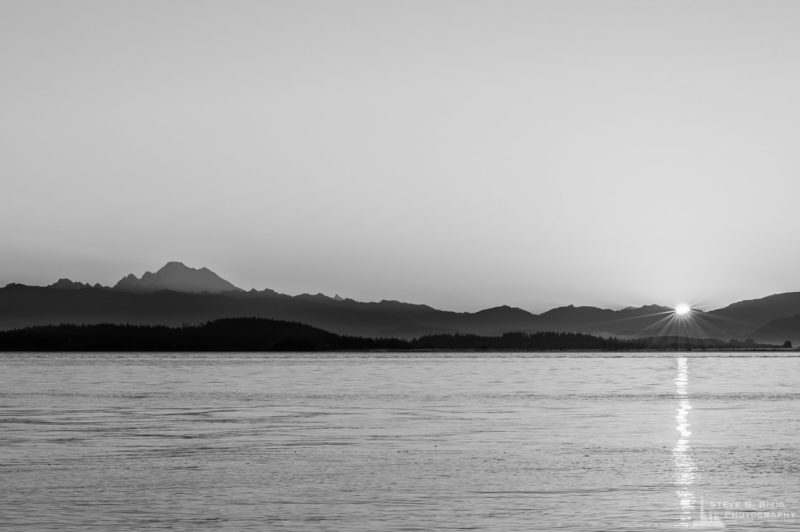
[0, 318, 787, 352]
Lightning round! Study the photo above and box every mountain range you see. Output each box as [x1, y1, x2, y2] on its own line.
[2, 261, 800, 343]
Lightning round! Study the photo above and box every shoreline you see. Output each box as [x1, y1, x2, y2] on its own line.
[1, 347, 797, 353]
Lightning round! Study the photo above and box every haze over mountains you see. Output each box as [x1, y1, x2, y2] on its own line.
[2, 262, 800, 344]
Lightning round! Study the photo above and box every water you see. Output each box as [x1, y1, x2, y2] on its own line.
[1, 352, 798, 531]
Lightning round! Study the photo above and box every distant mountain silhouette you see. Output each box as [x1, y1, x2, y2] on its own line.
[535, 304, 674, 336]
[48, 278, 93, 290]
[748, 315, 800, 345]
[705, 292, 800, 339]
[113, 261, 241, 293]
[0, 284, 532, 338]
[2, 262, 800, 342]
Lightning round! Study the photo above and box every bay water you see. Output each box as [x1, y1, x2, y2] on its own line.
[1, 352, 798, 530]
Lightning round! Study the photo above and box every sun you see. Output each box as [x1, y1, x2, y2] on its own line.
[675, 303, 691, 316]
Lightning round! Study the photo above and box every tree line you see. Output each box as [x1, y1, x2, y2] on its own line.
[0, 318, 777, 351]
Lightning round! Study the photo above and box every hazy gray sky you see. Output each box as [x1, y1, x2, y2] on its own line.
[2, 1, 800, 312]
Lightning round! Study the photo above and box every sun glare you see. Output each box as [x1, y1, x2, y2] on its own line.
[675, 303, 691, 316]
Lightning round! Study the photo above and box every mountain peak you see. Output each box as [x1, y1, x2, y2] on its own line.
[114, 262, 242, 294]
[159, 261, 187, 269]
[48, 278, 91, 290]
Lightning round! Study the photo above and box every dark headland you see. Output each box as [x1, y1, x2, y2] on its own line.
[0, 319, 782, 352]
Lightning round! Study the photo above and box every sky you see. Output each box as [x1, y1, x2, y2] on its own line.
[2, 1, 800, 313]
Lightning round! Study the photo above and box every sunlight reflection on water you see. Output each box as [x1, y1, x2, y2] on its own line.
[674, 357, 696, 526]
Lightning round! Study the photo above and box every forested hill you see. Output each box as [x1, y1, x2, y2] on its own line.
[0, 318, 779, 351]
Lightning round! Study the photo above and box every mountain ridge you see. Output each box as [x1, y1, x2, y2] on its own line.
[3, 262, 800, 341]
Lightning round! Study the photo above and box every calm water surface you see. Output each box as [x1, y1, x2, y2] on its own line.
[1, 352, 798, 531]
